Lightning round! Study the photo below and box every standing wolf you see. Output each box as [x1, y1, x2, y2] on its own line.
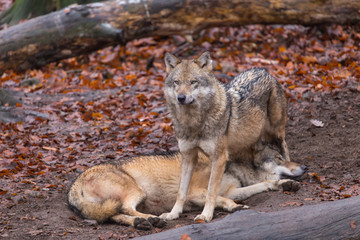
[161, 52, 289, 222]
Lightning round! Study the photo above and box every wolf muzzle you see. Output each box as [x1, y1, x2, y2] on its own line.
[177, 94, 194, 105]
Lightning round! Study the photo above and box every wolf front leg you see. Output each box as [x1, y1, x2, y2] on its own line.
[195, 147, 228, 222]
[226, 179, 301, 201]
[160, 149, 198, 220]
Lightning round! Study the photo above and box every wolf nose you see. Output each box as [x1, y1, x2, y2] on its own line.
[177, 94, 186, 103]
[301, 165, 308, 172]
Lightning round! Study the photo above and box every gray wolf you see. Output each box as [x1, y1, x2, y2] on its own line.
[162, 52, 290, 222]
[68, 148, 305, 230]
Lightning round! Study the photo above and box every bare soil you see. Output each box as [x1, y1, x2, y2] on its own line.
[0, 87, 359, 240]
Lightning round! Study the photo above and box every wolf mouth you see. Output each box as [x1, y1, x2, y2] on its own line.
[280, 173, 306, 181]
[178, 99, 195, 105]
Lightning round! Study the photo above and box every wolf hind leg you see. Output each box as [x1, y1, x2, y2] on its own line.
[111, 188, 170, 229]
[120, 188, 166, 228]
[111, 214, 152, 230]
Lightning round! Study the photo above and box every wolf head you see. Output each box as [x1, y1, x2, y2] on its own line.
[164, 52, 217, 106]
[254, 145, 307, 180]
[262, 154, 307, 180]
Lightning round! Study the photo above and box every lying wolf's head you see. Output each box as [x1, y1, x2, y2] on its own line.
[262, 153, 307, 180]
[253, 145, 307, 180]
[164, 52, 217, 106]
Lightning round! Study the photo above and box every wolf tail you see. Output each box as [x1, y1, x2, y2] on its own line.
[67, 181, 121, 223]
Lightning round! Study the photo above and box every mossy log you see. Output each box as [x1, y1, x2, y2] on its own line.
[137, 196, 360, 240]
[0, 0, 359, 72]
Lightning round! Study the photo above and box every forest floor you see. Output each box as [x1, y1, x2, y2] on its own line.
[0, 7, 359, 239]
[0, 86, 359, 240]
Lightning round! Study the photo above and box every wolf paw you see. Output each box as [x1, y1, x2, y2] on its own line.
[134, 218, 152, 230]
[226, 204, 249, 213]
[230, 205, 244, 212]
[194, 214, 212, 223]
[280, 180, 301, 192]
[159, 212, 180, 220]
[148, 217, 167, 228]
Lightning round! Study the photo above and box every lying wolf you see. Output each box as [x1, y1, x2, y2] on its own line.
[68, 147, 306, 230]
[162, 52, 290, 222]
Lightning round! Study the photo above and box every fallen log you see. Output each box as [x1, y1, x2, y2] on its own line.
[137, 196, 360, 240]
[0, 0, 360, 72]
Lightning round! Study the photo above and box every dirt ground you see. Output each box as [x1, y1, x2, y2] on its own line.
[0, 86, 359, 240]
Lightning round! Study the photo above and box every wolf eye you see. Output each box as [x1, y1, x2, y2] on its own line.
[264, 158, 273, 163]
[174, 80, 179, 85]
[190, 80, 198, 85]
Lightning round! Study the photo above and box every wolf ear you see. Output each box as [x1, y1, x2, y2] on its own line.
[196, 51, 213, 71]
[164, 52, 180, 73]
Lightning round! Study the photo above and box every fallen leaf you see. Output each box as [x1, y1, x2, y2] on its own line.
[278, 45, 286, 53]
[42, 146, 57, 151]
[301, 56, 317, 64]
[92, 112, 103, 120]
[350, 220, 357, 229]
[28, 230, 43, 236]
[181, 233, 192, 240]
[310, 119, 324, 127]
[195, 219, 206, 224]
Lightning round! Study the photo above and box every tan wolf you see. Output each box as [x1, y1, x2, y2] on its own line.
[68, 147, 306, 230]
[161, 52, 290, 222]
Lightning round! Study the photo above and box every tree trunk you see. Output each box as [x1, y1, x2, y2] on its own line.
[0, 0, 359, 72]
[0, 0, 106, 26]
[137, 196, 360, 240]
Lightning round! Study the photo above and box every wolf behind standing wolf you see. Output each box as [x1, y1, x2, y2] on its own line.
[161, 52, 290, 222]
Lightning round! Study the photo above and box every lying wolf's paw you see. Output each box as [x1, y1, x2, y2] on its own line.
[280, 180, 301, 192]
[148, 217, 166, 228]
[134, 217, 152, 230]
[231, 205, 245, 212]
[226, 204, 249, 213]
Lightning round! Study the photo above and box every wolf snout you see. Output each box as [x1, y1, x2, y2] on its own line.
[177, 94, 194, 105]
[301, 165, 308, 172]
[177, 94, 186, 104]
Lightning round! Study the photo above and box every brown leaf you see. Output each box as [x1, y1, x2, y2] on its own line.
[28, 230, 43, 236]
[301, 56, 317, 64]
[194, 219, 206, 224]
[0, 190, 8, 195]
[42, 146, 57, 151]
[181, 233, 192, 240]
[350, 220, 357, 229]
[278, 45, 286, 53]
[92, 112, 104, 120]
[101, 52, 118, 63]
